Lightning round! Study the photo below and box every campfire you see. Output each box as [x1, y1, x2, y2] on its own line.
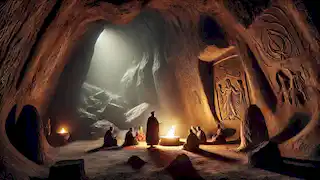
[159, 126, 180, 146]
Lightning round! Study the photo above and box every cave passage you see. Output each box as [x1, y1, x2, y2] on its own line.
[46, 10, 169, 142]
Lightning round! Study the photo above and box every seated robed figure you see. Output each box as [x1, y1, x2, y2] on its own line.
[103, 127, 117, 147]
[122, 128, 139, 147]
[183, 128, 200, 152]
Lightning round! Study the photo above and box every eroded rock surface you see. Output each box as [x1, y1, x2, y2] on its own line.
[1, 0, 320, 179]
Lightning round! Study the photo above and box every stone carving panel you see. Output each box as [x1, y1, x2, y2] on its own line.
[252, 6, 304, 67]
[214, 56, 249, 123]
[251, 6, 313, 108]
[275, 67, 309, 107]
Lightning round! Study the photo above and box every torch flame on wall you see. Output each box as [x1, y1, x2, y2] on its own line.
[57, 127, 68, 134]
[165, 125, 176, 138]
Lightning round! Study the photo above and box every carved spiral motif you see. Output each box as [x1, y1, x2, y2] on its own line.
[264, 28, 292, 61]
[253, 6, 303, 65]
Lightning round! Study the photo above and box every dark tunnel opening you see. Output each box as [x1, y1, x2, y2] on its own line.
[199, 15, 229, 48]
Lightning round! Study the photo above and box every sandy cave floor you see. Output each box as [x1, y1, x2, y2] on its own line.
[48, 136, 299, 180]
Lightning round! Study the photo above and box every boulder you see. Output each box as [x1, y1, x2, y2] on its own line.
[98, 103, 127, 128]
[78, 108, 97, 120]
[165, 154, 203, 180]
[248, 141, 282, 170]
[127, 156, 146, 169]
[49, 159, 87, 180]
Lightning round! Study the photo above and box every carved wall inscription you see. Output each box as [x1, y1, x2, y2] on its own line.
[251, 6, 312, 108]
[214, 56, 249, 122]
[275, 67, 310, 107]
[252, 6, 304, 67]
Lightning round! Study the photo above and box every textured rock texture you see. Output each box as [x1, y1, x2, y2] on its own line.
[1, 0, 320, 179]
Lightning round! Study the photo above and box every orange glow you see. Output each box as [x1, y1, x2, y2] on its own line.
[57, 127, 68, 134]
[164, 125, 179, 138]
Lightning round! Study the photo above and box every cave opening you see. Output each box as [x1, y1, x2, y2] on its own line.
[46, 10, 171, 144]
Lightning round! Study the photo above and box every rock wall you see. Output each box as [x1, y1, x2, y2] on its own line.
[1, 0, 320, 179]
[246, 2, 320, 160]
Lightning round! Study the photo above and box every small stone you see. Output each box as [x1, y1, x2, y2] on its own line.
[127, 156, 146, 169]
[49, 159, 87, 180]
[248, 141, 282, 170]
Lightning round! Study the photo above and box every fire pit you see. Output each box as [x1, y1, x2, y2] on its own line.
[54, 127, 70, 145]
[57, 127, 70, 141]
[159, 126, 180, 146]
[48, 126, 71, 146]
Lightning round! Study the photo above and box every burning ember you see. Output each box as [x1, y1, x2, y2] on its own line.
[57, 127, 68, 134]
[160, 125, 180, 146]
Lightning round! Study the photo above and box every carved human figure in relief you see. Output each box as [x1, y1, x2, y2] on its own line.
[219, 79, 240, 121]
[237, 80, 247, 106]
[289, 70, 309, 106]
[276, 70, 292, 105]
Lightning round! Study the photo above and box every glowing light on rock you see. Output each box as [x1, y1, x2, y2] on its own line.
[160, 125, 180, 146]
[165, 125, 177, 138]
[57, 127, 68, 134]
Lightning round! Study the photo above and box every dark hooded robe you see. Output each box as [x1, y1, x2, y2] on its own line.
[104, 129, 117, 147]
[197, 128, 207, 144]
[183, 130, 200, 152]
[122, 129, 138, 147]
[146, 114, 159, 146]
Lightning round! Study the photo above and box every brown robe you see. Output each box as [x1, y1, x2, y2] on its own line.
[146, 115, 159, 145]
[183, 131, 200, 151]
[197, 130, 207, 144]
[103, 129, 117, 147]
[122, 130, 138, 147]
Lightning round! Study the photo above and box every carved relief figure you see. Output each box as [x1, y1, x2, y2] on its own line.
[276, 69, 309, 107]
[237, 80, 247, 106]
[276, 70, 292, 105]
[289, 70, 309, 106]
[218, 79, 241, 121]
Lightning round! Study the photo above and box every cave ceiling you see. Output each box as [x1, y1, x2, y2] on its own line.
[2, 0, 320, 179]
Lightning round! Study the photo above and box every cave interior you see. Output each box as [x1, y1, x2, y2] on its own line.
[1, 0, 320, 179]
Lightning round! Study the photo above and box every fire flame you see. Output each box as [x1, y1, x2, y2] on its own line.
[57, 127, 68, 134]
[165, 125, 176, 138]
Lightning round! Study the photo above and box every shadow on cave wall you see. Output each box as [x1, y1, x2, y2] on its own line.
[6, 105, 42, 164]
[47, 21, 105, 140]
[198, 60, 214, 114]
[271, 112, 310, 143]
[246, 105, 269, 144]
[5, 105, 17, 145]
[247, 46, 277, 112]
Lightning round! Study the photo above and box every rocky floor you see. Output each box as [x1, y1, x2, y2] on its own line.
[48, 135, 300, 180]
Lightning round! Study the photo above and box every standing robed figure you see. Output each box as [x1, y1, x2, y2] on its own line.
[146, 111, 159, 147]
